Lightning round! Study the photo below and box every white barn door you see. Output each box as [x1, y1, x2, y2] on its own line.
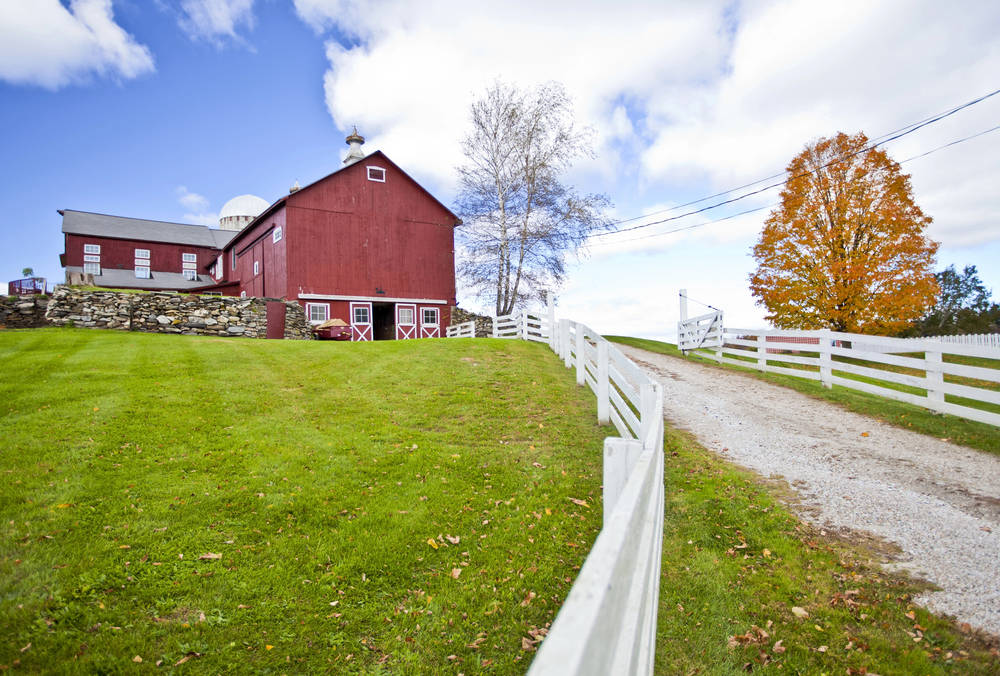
[396, 304, 416, 340]
[420, 306, 440, 339]
[350, 302, 372, 341]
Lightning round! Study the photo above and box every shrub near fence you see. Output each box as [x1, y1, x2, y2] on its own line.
[448, 307, 667, 676]
[693, 327, 1000, 428]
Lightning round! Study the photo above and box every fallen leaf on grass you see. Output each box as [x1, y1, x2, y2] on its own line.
[772, 640, 785, 654]
[521, 637, 537, 652]
[426, 539, 439, 550]
[905, 611, 916, 620]
[265, 645, 273, 651]
[445, 535, 460, 544]
[20, 644, 30, 653]
[56, 504, 71, 509]
[816, 645, 827, 652]
[132, 656, 142, 663]
[118, 545, 130, 550]
[567, 498, 589, 508]
[198, 553, 222, 560]
[791, 607, 809, 618]
[520, 592, 537, 607]
[451, 568, 462, 580]
[174, 652, 202, 666]
[238, 605, 251, 609]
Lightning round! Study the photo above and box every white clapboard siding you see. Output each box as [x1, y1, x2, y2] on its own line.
[697, 326, 1000, 428]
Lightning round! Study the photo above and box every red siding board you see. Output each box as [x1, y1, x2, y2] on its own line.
[67, 234, 219, 273]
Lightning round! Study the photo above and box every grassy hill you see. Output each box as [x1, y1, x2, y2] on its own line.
[0, 330, 605, 674]
[2, 329, 996, 675]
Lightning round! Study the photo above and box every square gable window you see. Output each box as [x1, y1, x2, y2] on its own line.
[135, 249, 150, 259]
[182, 253, 197, 263]
[367, 166, 386, 182]
[135, 266, 150, 279]
[84, 244, 100, 254]
[183, 270, 197, 281]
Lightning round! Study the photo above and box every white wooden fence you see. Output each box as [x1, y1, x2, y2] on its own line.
[677, 309, 723, 353]
[692, 326, 1000, 428]
[445, 320, 475, 338]
[447, 300, 667, 676]
[907, 333, 1000, 349]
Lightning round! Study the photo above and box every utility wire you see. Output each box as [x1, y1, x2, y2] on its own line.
[597, 87, 1000, 234]
[593, 120, 1000, 246]
[679, 293, 720, 312]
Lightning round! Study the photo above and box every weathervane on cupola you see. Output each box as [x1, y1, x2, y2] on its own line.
[344, 127, 365, 165]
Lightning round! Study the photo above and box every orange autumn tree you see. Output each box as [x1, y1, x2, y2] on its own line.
[749, 132, 939, 335]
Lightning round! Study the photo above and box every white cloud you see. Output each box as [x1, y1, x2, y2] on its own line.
[0, 0, 155, 89]
[178, 0, 255, 43]
[176, 187, 218, 225]
[295, 0, 1000, 332]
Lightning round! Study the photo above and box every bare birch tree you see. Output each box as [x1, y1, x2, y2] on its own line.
[454, 80, 612, 315]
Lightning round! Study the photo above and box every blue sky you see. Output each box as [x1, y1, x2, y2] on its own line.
[3, 0, 1000, 339]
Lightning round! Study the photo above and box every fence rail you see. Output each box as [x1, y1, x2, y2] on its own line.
[447, 301, 666, 676]
[693, 326, 1000, 428]
[445, 320, 475, 338]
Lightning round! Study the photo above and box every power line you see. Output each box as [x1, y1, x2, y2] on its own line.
[679, 293, 720, 312]
[592, 121, 1000, 247]
[598, 87, 1000, 234]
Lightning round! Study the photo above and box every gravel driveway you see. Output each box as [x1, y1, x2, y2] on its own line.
[615, 344, 1000, 636]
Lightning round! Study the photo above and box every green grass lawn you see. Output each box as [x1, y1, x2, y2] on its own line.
[3, 329, 997, 675]
[606, 336, 1000, 457]
[0, 330, 606, 674]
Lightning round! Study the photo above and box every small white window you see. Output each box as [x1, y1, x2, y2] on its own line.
[135, 266, 150, 279]
[273, 227, 282, 243]
[135, 249, 150, 259]
[398, 307, 414, 325]
[253, 261, 259, 275]
[307, 303, 329, 324]
[231, 250, 236, 270]
[84, 254, 101, 263]
[183, 262, 197, 270]
[367, 166, 386, 182]
[83, 263, 101, 275]
[182, 253, 197, 263]
[353, 305, 370, 324]
[240, 291, 246, 298]
[183, 270, 197, 281]
[422, 308, 439, 325]
[135, 259, 149, 267]
[213, 262, 219, 279]
[84, 244, 101, 254]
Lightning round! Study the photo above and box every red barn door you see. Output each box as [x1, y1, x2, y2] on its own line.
[396, 304, 416, 340]
[420, 306, 440, 338]
[351, 302, 372, 341]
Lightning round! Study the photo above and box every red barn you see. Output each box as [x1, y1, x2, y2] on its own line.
[58, 132, 460, 340]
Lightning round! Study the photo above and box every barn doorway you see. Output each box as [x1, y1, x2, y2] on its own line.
[372, 303, 395, 340]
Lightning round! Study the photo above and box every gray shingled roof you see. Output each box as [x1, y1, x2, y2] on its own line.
[62, 210, 238, 248]
[66, 266, 215, 291]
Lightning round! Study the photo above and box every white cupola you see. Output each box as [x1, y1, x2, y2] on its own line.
[344, 127, 365, 165]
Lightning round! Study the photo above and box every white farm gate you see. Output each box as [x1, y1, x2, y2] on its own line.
[446, 295, 666, 676]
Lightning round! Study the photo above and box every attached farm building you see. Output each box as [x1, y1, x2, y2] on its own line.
[58, 132, 460, 340]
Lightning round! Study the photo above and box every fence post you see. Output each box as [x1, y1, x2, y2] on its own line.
[757, 332, 767, 373]
[640, 383, 655, 448]
[819, 329, 833, 389]
[521, 311, 528, 341]
[492, 316, 499, 339]
[564, 320, 573, 368]
[597, 340, 610, 424]
[714, 315, 723, 363]
[547, 292, 555, 351]
[926, 349, 944, 406]
[679, 289, 688, 354]
[576, 323, 586, 386]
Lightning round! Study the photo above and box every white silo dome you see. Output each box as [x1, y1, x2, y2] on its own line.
[219, 194, 270, 231]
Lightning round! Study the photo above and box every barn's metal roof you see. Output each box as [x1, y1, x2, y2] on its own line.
[65, 266, 213, 291]
[61, 210, 237, 249]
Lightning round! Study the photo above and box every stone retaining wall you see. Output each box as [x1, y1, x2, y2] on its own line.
[41, 287, 311, 339]
[0, 295, 51, 329]
[451, 307, 494, 338]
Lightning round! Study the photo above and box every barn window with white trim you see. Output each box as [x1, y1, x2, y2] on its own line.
[353, 305, 370, 324]
[307, 303, 329, 324]
[422, 308, 438, 325]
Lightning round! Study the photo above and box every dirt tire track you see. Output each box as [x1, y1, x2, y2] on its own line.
[615, 343, 1000, 635]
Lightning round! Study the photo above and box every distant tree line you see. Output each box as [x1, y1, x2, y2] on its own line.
[902, 264, 1000, 337]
